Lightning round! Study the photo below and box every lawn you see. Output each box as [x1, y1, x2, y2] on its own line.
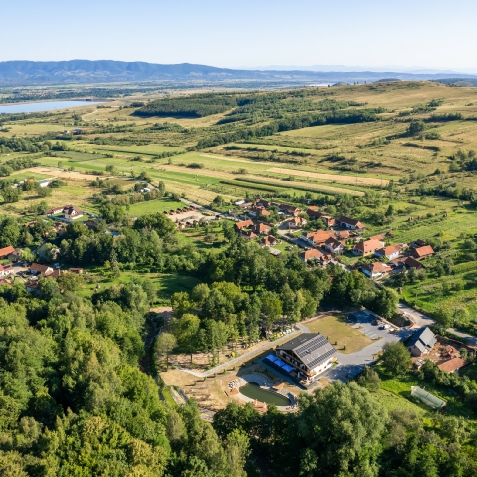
[306, 315, 374, 353]
[127, 198, 185, 215]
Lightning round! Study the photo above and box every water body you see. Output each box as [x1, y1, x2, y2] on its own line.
[239, 382, 290, 406]
[0, 100, 106, 114]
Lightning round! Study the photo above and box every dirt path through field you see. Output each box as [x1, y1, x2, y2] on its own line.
[200, 153, 270, 165]
[267, 167, 389, 186]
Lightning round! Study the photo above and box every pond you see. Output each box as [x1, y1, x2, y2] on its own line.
[0, 100, 106, 114]
[239, 382, 291, 406]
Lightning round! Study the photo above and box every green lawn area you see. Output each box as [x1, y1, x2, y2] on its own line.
[127, 198, 185, 215]
[306, 315, 374, 353]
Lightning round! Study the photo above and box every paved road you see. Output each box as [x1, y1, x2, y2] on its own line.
[447, 328, 477, 346]
[398, 301, 434, 328]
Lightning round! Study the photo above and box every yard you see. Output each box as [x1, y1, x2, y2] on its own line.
[306, 314, 374, 353]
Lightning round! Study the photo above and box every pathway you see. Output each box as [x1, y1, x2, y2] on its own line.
[398, 302, 434, 328]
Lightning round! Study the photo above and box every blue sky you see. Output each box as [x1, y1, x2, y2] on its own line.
[2, 0, 477, 70]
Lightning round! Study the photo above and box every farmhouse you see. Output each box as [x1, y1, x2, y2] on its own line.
[324, 237, 344, 254]
[30, 263, 55, 277]
[413, 245, 435, 260]
[289, 216, 307, 228]
[275, 333, 337, 382]
[337, 216, 365, 230]
[361, 262, 392, 279]
[279, 204, 301, 216]
[391, 256, 425, 270]
[0, 246, 15, 259]
[352, 239, 385, 256]
[374, 244, 403, 260]
[299, 249, 324, 263]
[234, 219, 254, 231]
[44, 205, 74, 216]
[407, 327, 437, 357]
[248, 206, 270, 217]
[252, 223, 271, 235]
[63, 206, 84, 221]
[303, 230, 335, 245]
[260, 235, 277, 247]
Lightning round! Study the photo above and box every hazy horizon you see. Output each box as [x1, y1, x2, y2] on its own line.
[2, 0, 477, 71]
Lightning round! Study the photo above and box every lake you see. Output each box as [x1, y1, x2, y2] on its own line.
[239, 382, 291, 406]
[0, 100, 106, 114]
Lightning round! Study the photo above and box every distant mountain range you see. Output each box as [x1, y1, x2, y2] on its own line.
[0, 60, 476, 86]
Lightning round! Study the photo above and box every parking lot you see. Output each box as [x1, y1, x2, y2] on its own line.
[317, 313, 415, 385]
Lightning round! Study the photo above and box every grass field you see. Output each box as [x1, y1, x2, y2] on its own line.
[306, 315, 374, 353]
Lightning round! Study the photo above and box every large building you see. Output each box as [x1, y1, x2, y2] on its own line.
[275, 333, 337, 384]
[407, 327, 437, 357]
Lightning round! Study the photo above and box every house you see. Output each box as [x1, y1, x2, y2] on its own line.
[412, 239, 426, 248]
[374, 244, 403, 260]
[234, 219, 254, 231]
[38, 180, 50, 188]
[0, 264, 14, 278]
[299, 249, 324, 263]
[391, 256, 424, 270]
[336, 230, 351, 240]
[438, 357, 466, 373]
[69, 268, 84, 274]
[279, 204, 301, 216]
[241, 231, 257, 240]
[248, 206, 270, 217]
[403, 257, 424, 270]
[238, 202, 253, 209]
[252, 223, 271, 235]
[44, 205, 73, 216]
[370, 234, 386, 241]
[260, 235, 278, 247]
[7, 250, 21, 262]
[275, 333, 337, 382]
[407, 327, 437, 357]
[306, 207, 323, 219]
[289, 216, 307, 228]
[324, 237, 345, 254]
[25, 278, 40, 293]
[413, 245, 435, 260]
[0, 246, 15, 259]
[361, 262, 392, 279]
[352, 239, 385, 256]
[256, 199, 272, 208]
[30, 263, 54, 277]
[337, 216, 365, 230]
[303, 230, 335, 245]
[63, 206, 84, 221]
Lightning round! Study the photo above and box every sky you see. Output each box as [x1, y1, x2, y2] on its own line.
[2, 0, 477, 71]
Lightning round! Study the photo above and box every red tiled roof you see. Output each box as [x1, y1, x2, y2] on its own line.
[353, 239, 384, 254]
[235, 219, 254, 229]
[0, 246, 15, 258]
[299, 249, 324, 260]
[438, 357, 466, 373]
[414, 245, 434, 258]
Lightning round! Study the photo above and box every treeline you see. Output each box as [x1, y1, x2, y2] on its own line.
[197, 109, 379, 148]
[135, 93, 238, 118]
[0, 156, 40, 176]
[0, 136, 47, 153]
